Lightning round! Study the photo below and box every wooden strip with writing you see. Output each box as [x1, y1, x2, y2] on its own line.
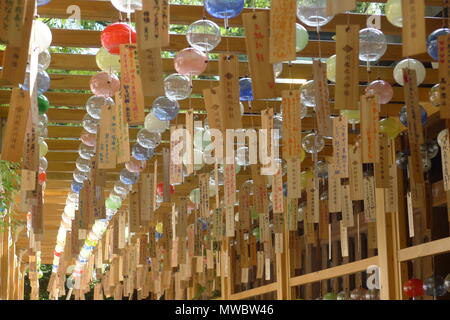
[242, 12, 276, 99]
[335, 25, 359, 110]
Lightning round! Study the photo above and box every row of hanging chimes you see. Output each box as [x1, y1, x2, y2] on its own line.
[438, 34, 450, 222]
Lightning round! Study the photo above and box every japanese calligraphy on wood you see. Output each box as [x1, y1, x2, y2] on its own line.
[242, 12, 276, 99]
[335, 25, 359, 110]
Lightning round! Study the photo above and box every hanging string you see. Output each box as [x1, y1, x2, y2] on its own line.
[126, 0, 132, 23]
[444, 0, 449, 28]
[288, 61, 293, 90]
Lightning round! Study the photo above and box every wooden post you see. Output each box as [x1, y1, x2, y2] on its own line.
[0, 216, 9, 299]
[392, 138, 410, 299]
[375, 188, 396, 299]
[220, 238, 232, 299]
[275, 226, 290, 300]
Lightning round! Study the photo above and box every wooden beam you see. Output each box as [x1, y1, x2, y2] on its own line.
[229, 282, 277, 300]
[288, 256, 379, 287]
[398, 237, 450, 262]
[38, 2, 446, 34]
[0, 52, 439, 84]
[46, 29, 434, 62]
[375, 188, 396, 299]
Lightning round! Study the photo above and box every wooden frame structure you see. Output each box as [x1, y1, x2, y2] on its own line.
[1, 0, 450, 300]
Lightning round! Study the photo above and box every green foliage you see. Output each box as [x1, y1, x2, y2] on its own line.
[23, 264, 52, 300]
[192, 283, 206, 300]
[0, 160, 21, 231]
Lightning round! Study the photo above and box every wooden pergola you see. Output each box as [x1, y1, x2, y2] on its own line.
[1, 0, 450, 300]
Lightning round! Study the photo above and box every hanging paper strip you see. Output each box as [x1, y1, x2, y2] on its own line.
[367, 221, 377, 249]
[348, 144, 364, 201]
[119, 44, 145, 125]
[140, 173, 153, 222]
[242, 12, 277, 99]
[272, 166, 284, 214]
[287, 158, 301, 199]
[162, 148, 171, 203]
[269, 0, 296, 63]
[385, 139, 398, 213]
[313, 60, 332, 138]
[224, 166, 236, 238]
[287, 198, 298, 231]
[441, 130, 450, 191]
[170, 125, 183, 185]
[129, 189, 141, 233]
[213, 208, 223, 242]
[319, 200, 329, 242]
[403, 68, 425, 183]
[260, 108, 274, 172]
[306, 179, 319, 223]
[402, 0, 426, 57]
[31, 184, 43, 235]
[118, 212, 125, 249]
[341, 183, 354, 227]
[282, 90, 301, 159]
[98, 104, 118, 169]
[406, 192, 415, 238]
[203, 88, 224, 131]
[335, 25, 359, 110]
[1, 89, 30, 162]
[361, 95, 380, 163]
[115, 92, 130, 164]
[0, 0, 34, 85]
[332, 116, 349, 178]
[184, 109, 194, 175]
[260, 211, 272, 259]
[238, 182, 251, 231]
[218, 54, 242, 130]
[136, 0, 166, 49]
[438, 35, 450, 118]
[152, 159, 158, 212]
[328, 160, 342, 212]
[363, 175, 376, 221]
[83, 180, 94, 225]
[71, 221, 80, 257]
[160, 0, 170, 47]
[339, 221, 349, 257]
[199, 173, 210, 217]
[304, 218, 315, 245]
[251, 165, 269, 214]
[137, 45, 165, 98]
[326, 0, 356, 15]
[0, 0, 25, 45]
[374, 133, 390, 188]
[22, 110, 39, 188]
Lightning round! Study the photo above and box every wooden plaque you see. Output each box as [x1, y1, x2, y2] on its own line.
[242, 12, 277, 99]
[269, 0, 296, 63]
[402, 0, 426, 57]
[335, 25, 360, 110]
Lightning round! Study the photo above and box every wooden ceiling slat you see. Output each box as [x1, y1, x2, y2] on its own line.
[0, 51, 439, 84]
[1, 74, 432, 101]
[0, 91, 407, 123]
[6, 1, 445, 262]
[49, 30, 434, 62]
[38, 1, 445, 35]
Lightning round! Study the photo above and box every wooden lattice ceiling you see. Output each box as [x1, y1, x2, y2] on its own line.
[0, 0, 445, 263]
